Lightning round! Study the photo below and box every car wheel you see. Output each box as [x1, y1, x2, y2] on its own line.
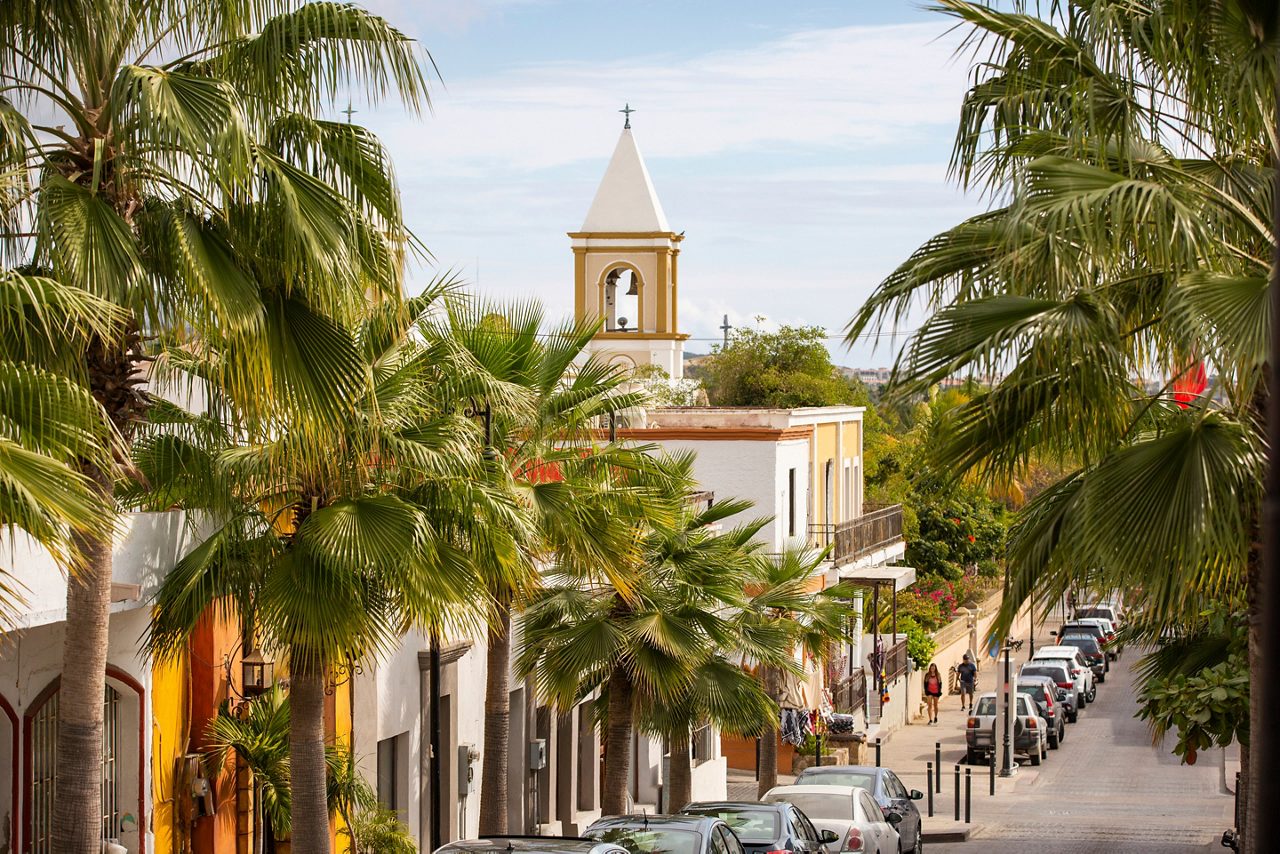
[1088, 688, 1097, 702]
[1068, 709, 1078, 723]
[965, 748, 978, 765]
[1098, 670, 1106, 683]
[1048, 732, 1059, 749]
[1029, 746, 1041, 766]
[1079, 691, 1087, 708]
[913, 827, 923, 853]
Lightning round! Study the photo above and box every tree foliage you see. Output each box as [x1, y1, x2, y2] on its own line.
[700, 325, 854, 408]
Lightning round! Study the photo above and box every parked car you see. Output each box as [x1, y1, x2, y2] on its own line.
[791, 765, 924, 853]
[1074, 603, 1121, 628]
[1057, 621, 1118, 661]
[1074, 617, 1120, 659]
[763, 785, 901, 854]
[1057, 633, 1108, 681]
[435, 839, 630, 854]
[964, 692, 1048, 766]
[1016, 676, 1066, 748]
[680, 802, 836, 854]
[1018, 662, 1080, 722]
[586, 815, 744, 854]
[1031, 646, 1096, 704]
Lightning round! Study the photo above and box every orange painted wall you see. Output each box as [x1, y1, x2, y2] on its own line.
[188, 609, 242, 854]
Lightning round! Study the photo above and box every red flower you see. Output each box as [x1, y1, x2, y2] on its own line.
[968, 534, 976, 543]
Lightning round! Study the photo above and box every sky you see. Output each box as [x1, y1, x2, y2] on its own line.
[349, 1, 987, 367]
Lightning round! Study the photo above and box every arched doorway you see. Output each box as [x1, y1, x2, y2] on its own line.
[23, 669, 143, 854]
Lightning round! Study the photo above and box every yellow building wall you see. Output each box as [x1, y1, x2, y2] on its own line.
[151, 649, 189, 854]
[813, 423, 840, 525]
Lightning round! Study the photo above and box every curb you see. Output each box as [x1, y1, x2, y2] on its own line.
[923, 825, 978, 843]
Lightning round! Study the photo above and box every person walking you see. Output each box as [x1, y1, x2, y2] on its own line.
[957, 653, 978, 714]
[924, 663, 943, 724]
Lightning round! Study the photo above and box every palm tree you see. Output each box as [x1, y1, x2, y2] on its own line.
[142, 294, 514, 854]
[0, 272, 120, 623]
[205, 688, 292, 854]
[845, 1, 1275, 847]
[744, 548, 851, 798]
[1, 3, 432, 849]
[519, 454, 751, 816]
[432, 298, 649, 834]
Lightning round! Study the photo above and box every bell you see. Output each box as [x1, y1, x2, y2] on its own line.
[625, 273, 638, 296]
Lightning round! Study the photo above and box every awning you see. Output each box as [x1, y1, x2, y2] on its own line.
[838, 564, 916, 592]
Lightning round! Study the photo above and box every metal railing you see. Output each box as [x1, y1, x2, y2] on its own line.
[691, 723, 715, 766]
[809, 504, 904, 567]
[884, 638, 910, 682]
[831, 669, 867, 715]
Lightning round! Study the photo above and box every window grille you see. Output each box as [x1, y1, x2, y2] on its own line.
[29, 685, 120, 853]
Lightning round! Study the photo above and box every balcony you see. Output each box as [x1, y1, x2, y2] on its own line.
[809, 503, 904, 568]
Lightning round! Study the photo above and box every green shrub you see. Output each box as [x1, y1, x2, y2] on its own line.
[348, 806, 418, 854]
[901, 617, 937, 670]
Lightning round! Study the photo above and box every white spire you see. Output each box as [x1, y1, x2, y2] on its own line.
[580, 128, 670, 233]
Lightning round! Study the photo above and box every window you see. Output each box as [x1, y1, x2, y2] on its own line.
[824, 460, 834, 523]
[859, 792, 883, 825]
[791, 808, 818, 843]
[787, 468, 797, 537]
[376, 735, 398, 812]
[29, 685, 120, 854]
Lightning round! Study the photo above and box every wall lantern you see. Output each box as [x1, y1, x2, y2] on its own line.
[241, 649, 273, 698]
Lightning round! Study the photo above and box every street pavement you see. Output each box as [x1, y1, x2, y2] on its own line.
[888, 626, 1235, 853]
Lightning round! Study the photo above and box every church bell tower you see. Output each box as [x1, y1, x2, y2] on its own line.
[570, 108, 687, 378]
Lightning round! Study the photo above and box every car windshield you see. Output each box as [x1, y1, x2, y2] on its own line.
[1077, 608, 1113, 620]
[975, 697, 997, 715]
[588, 829, 702, 854]
[1060, 636, 1100, 652]
[770, 793, 854, 821]
[682, 810, 779, 843]
[796, 770, 877, 791]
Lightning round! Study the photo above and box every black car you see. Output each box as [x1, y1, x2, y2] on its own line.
[1016, 678, 1067, 748]
[1018, 662, 1079, 722]
[681, 802, 837, 854]
[1056, 622, 1116, 661]
[587, 815, 745, 854]
[434, 839, 630, 854]
[1057, 633, 1108, 681]
[791, 765, 924, 854]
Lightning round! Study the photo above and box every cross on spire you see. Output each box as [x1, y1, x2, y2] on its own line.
[619, 103, 635, 129]
[341, 101, 358, 123]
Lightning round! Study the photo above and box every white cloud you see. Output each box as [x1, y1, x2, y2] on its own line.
[364, 22, 969, 175]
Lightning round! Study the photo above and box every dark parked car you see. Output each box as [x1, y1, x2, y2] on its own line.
[681, 802, 837, 854]
[791, 765, 924, 854]
[1056, 622, 1117, 661]
[1016, 677, 1067, 748]
[434, 839, 630, 854]
[1058, 633, 1108, 681]
[586, 815, 744, 854]
[1018, 662, 1079, 722]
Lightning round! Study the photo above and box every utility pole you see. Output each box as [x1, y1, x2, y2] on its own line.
[999, 566, 1015, 777]
[720, 314, 732, 348]
[1254, 75, 1280, 854]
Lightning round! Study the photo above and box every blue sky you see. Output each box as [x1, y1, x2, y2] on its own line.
[354, 1, 986, 366]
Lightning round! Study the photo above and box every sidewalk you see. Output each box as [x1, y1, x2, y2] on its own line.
[868, 617, 1062, 840]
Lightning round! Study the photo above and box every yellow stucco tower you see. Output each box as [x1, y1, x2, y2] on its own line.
[570, 116, 688, 378]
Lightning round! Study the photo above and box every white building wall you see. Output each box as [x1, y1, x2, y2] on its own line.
[0, 607, 154, 854]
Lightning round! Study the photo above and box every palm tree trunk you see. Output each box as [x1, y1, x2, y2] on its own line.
[756, 665, 780, 799]
[480, 594, 512, 835]
[667, 726, 692, 811]
[290, 655, 331, 854]
[52, 464, 113, 854]
[602, 669, 634, 816]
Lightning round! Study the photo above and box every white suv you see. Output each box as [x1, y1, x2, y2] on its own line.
[1032, 646, 1096, 706]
